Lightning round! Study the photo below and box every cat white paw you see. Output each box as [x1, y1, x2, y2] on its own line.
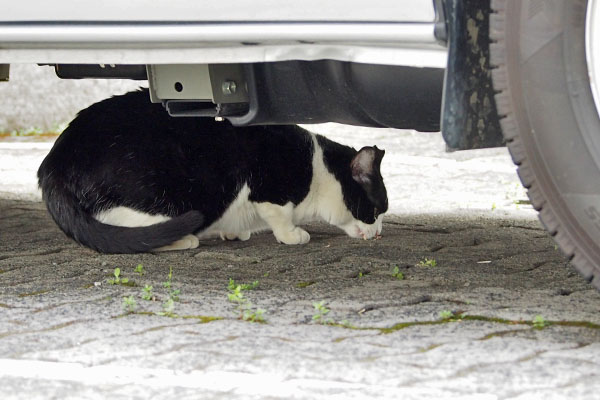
[238, 231, 251, 241]
[156, 234, 200, 251]
[219, 231, 251, 241]
[274, 227, 310, 245]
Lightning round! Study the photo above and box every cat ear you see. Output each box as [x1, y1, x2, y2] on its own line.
[351, 146, 385, 185]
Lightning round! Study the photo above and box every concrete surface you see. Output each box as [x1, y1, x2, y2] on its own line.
[1, 70, 600, 399]
[1, 199, 600, 400]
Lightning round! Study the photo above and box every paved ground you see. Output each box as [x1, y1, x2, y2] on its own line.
[1, 199, 600, 399]
[1, 125, 600, 399]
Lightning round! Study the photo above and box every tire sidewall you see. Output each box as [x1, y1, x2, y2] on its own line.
[508, 0, 600, 263]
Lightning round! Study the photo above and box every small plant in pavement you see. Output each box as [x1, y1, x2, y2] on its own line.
[532, 315, 548, 329]
[158, 298, 176, 316]
[169, 288, 181, 302]
[122, 295, 137, 313]
[228, 278, 259, 291]
[439, 310, 454, 320]
[135, 264, 145, 277]
[141, 285, 154, 301]
[312, 301, 332, 324]
[108, 267, 130, 285]
[392, 266, 405, 280]
[438, 310, 466, 322]
[227, 279, 265, 323]
[161, 266, 182, 301]
[417, 258, 437, 268]
[162, 266, 174, 289]
[242, 307, 266, 323]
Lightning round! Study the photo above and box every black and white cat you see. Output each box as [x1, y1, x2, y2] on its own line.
[37, 89, 388, 253]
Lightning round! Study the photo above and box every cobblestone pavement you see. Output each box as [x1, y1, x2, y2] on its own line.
[1, 199, 600, 399]
[1, 123, 599, 399]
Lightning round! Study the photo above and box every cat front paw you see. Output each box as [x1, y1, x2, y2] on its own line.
[274, 227, 310, 245]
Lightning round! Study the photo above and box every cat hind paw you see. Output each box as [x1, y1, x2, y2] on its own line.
[155, 234, 200, 252]
[219, 231, 251, 241]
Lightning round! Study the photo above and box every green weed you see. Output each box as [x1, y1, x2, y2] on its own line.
[141, 285, 154, 301]
[122, 295, 137, 313]
[158, 298, 175, 317]
[392, 266, 405, 280]
[312, 301, 332, 324]
[162, 266, 173, 289]
[532, 315, 548, 329]
[135, 264, 145, 277]
[242, 308, 266, 323]
[108, 267, 133, 286]
[296, 281, 316, 288]
[228, 278, 259, 291]
[417, 258, 437, 268]
[227, 279, 265, 323]
[439, 310, 454, 320]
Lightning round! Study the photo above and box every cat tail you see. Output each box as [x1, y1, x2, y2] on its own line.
[40, 185, 205, 254]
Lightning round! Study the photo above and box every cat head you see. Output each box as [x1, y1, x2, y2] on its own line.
[339, 146, 388, 239]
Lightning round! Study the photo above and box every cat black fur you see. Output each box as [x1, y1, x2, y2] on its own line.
[39, 89, 316, 252]
[38, 89, 387, 253]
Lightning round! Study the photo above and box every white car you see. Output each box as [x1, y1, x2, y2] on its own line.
[2, 0, 600, 289]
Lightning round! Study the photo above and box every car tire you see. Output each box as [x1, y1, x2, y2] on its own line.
[489, 0, 600, 289]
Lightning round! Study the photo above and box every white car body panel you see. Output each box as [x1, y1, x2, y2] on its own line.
[0, 0, 447, 67]
[3, 0, 435, 22]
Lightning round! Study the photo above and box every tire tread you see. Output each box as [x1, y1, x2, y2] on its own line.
[490, 0, 600, 290]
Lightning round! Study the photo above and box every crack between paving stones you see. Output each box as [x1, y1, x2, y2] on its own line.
[477, 328, 530, 340]
[342, 315, 600, 336]
[498, 223, 545, 232]
[274, 295, 435, 316]
[0, 319, 92, 339]
[428, 239, 496, 253]
[503, 260, 555, 275]
[31, 296, 118, 313]
[525, 260, 552, 272]
[360, 295, 482, 314]
[442, 343, 586, 388]
[0, 248, 65, 261]
[1, 212, 31, 220]
[407, 349, 556, 388]
[486, 249, 556, 263]
[10, 338, 100, 359]
[387, 225, 482, 234]
[148, 336, 243, 358]
[131, 322, 200, 336]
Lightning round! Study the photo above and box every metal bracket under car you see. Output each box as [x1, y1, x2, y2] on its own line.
[63, 61, 445, 132]
[228, 61, 444, 132]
